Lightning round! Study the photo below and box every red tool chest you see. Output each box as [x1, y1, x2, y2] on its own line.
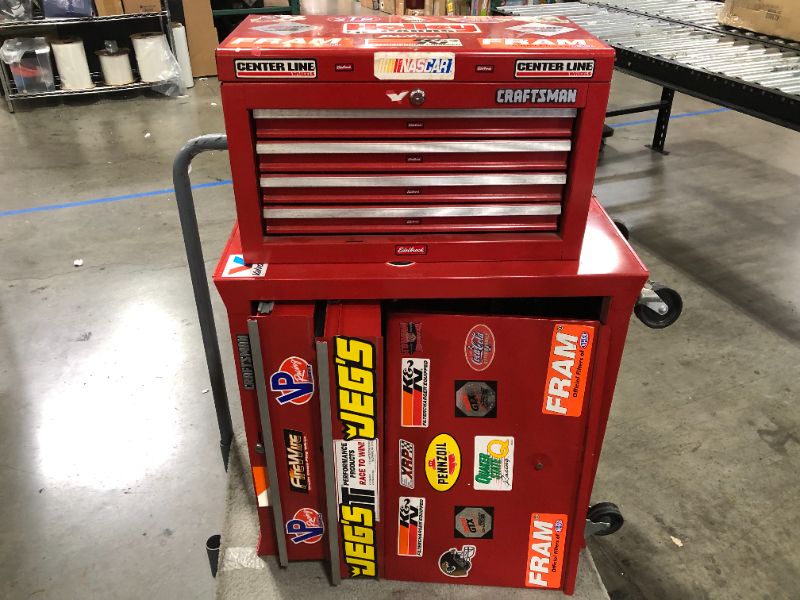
[216, 15, 615, 264]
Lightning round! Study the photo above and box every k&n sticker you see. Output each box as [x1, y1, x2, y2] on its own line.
[397, 496, 425, 557]
[401, 358, 430, 427]
[542, 323, 595, 417]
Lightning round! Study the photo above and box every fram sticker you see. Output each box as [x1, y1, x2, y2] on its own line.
[235, 59, 317, 79]
[333, 337, 377, 440]
[270, 356, 314, 405]
[479, 38, 605, 49]
[221, 254, 267, 277]
[284, 429, 311, 493]
[401, 358, 430, 428]
[455, 381, 497, 418]
[464, 324, 495, 372]
[228, 37, 351, 48]
[374, 52, 455, 81]
[454, 506, 494, 539]
[425, 433, 460, 492]
[515, 59, 595, 79]
[344, 22, 480, 34]
[398, 496, 425, 557]
[285, 508, 324, 544]
[526, 513, 568, 588]
[439, 545, 476, 578]
[542, 323, 595, 417]
[473, 436, 514, 491]
[399, 439, 415, 488]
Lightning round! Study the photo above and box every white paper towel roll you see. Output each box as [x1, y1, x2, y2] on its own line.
[51, 37, 94, 90]
[131, 32, 173, 83]
[96, 48, 135, 86]
[171, 22, 194, 89]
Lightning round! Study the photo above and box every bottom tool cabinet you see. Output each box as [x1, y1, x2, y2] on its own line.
[212, 198, 648, 594]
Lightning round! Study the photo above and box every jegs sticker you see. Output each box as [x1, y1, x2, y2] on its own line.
[284, 429, 311, 493]
[425, 434, 461, 492]
[221, 254, 267, 277]
[235, 59, 317, 79]
[398, 496, 425, 557]
[464, 324, 495, 372]
[334, 438, 380, 520]
[401, 358, 430, 428]
[455, 381, 497, 418]
[399, 439, 415, 489]
[454, 506, 494, 539]
[374, 52, 455, 81]
[439, 545, 476, 578]
[473, 436, 514, 491]
[333, 336, 377, 440]
[344, 22, 480, 34]
[542, 323, 595, 417]
[285, 508, 324, 544]
[526, 513, 568, 588]
[515, 59, 595, 79]
[400, 321, 422, 355]
[270, 356, 314, 405]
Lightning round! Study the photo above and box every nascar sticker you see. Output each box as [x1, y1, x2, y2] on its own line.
[235, 59, 317, 79]
[473, 436, 514, 491]
[401, 358, 430, 428]
[425, 433, 460, 492]
[285, 508, 324, 544]
[454, 506, 493, 539]
[542, 323, 595, 417]
[270, 356, 314, 405]
[399, 439, 415, 489]
[344, 22, 480, 34]
[221, 254, 267, 277]
[374, 52, 455, 81]
[526, 513, 568, 588]
[398, 496, 425, 557]
[333, 336, 377, 440]
[464, 324, 495, 372]
[334, 438, 380, 520]
[515, 59, 595, 79]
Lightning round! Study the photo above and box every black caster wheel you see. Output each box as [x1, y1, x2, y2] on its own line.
[612, 219, 630, 240]
[587, 502, 624, 536]
[635, 283, 682, 329]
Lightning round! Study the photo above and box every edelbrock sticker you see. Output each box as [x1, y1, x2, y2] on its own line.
[515, 59, 595, 78]
[397, 496, 425, 557]
[374, 52, 455, 81]
[526, 513, 568, 588]
[234, 58, 317, 79]
[473, 436, 514, 491]
[401, 358, 430, 428]
[399, 439, 415, 488]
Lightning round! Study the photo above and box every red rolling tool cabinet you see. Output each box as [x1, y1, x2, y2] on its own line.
[215, 15, 615, 264]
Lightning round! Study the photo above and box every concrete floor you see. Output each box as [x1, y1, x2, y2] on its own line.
[1, 17, 800, 600]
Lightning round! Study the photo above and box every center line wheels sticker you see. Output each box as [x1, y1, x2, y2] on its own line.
[455, 380, 497, 418]
[285, 508, 324, 544]
[425, 434, 461, 491]
[397, 496, 425, 557]
[454, 506, 494, 539]
[526, 513, 568, 588]
[270, 356, 314, 406]
[401, 358, 430, 428]
[464, 324, 495, 372]
[473, 436, 514, 491]
[438, 545, 476, 578]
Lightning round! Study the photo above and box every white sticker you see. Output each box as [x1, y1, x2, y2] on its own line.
[506, 23, 576, 37]
[515, 59, 594, 79]
[363, 38, 462, 48]
[374, 52, 455, 81]
[399, 439, 415, 488]
[473, 436, 514, 491]
[221, 254, 267, 278]
[251, 23, 316, 36]
[334, 438, 380, 520]
[345, 22, 480, 34]
[397, 496, 425, 557]
[234, 59, 317, 79]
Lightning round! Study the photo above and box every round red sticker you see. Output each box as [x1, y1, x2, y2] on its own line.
[464, 324, 495, 372]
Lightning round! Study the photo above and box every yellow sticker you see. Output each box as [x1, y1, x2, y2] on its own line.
[425, 433, 461, 492]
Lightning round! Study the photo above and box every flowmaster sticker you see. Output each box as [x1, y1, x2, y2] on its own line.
[374, 52, 455, 81]
[399, 439, 415, 488]
[221, 254, 267, 277]
[334, 438, 379, 520]
[425, 433, 461, 491]
[464, 324, 495, 372]
[542, 323, 595, 417]
[398, 496, 426, 557]
[270, 356, 314, 406]
[455, 381, 497, 418]
[515, 59, 595, 78]
[454, 506, 494, 539]
[473, 436, 514, 491]
[345, 22, 480, 34]
[285, 508, 324, 544]
[401, 358, 430, 427]
[439, 545, 476, 578]
[526, 513, 568, 588]
[234, 59, 317, 78]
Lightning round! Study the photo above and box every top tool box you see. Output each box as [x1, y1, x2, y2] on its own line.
[216, 15, 614, 264]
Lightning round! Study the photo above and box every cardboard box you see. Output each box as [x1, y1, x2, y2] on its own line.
[719, 0, 800, 43]
[95, 0, 124, 16]
[122, 0, 161, 13]
[184, 0, 218, 76]
[380, 0, 395, 14]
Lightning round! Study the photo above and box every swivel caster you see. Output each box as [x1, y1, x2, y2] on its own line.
[635, 282, 682, 329]
[612, 219, 630, 240]
[585, 502, 624, 538]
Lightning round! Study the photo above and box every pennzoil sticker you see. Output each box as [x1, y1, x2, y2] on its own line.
[465, 324, 495, 372]
[425, 433, 460, 491]
[399, 439, 415, 488]
[398, 496, 425, 557]
[515, 59, 595, 79]
[374, 52, 455, 80]
[439, 545, 476, 578]
[526, 513, 568, 588]
[285, 508, 324, 544]
[542, 323, 595, 417]
[473, 436, 514, 491]
[401, 358, 430, 428]
[344, 22, 480, 34]
[333, 337, 377, 440]
[235, 59, 317, 79]
[221, 254, 267, 277]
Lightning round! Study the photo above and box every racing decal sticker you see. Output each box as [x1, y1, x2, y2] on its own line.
[496, 88, 579, 105]
[374, 52, 455, 81]
[455, 381, 497, 418]
[400, 321, 423, 355]
[473, 436, 514, 491]
[454, 506, 494, 539]
[285, 508, 324, 544]
[283, 429, 311, 493]
[334, 438, 380, 520]
[515, 59, 595, 79]
[344, 22, 481, 34]
[464, 324, 495, 372]
[425, 433, 461, 492]
[439, 545, 476, 578]
[401, 358, 430, 428]
[227, 37, 352, 48]
[235, 59, 317, 79]
[542, 323, 595, 417]
[526, 513, 568, 588]
[221, 254, 267, 277]
[363, 38, 463, 48]
[479, 38, 605, 49]
[333, 336, 377, 440]
[270, 356, 314, 406]
[399, 439, 415, 489]
[340, 503, 377, 577]
[398, 496, 426, 557]
[506, 22, 576, 36]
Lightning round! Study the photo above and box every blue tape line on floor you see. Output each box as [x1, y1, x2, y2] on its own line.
[609, 107, 730, 128]
[0, 179, 233, 218]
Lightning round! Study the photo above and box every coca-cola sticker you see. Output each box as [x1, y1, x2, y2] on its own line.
[464, 324, 495, 372]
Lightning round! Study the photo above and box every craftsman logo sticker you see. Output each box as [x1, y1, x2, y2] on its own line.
[270, 356, 314, 406]
[398, 496, 425, 557]
[344, 22, 480, 34]
[399, 439, 415, 489]
[363, 38, 463, 48]
[234, 59, 317, 79]
[221, 254, 267, 277]
[496, 88, 578, 105]
[526, 513, 568, 588]
[400, 321, 423, 355]
[374, 52, 455, 81]
[333, 337, 377, 440]
[236, 334, 255, 390]
[464, 324, 495, 372]
[473, 436, 514, 491]
[515, 59, 594, 79]
[454, 506, 494, 539]
[285, 508, 324, 544]
[455, 381, 497, 418]
[228, 37, 352, 48]
[542, 323, 595, 417]
[479, 38, 604, 49]
[439, 545, 476, 578]
[425, 434, 461, 492]
[283, 429, 311, 493]
[334, 438, 380, 520]
[401, 358, 430, 428]
[507, 22, 576, 36]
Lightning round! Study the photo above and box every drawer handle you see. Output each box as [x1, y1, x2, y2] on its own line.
[260, 173, 567, 188]
[263, 204, 562, 219]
